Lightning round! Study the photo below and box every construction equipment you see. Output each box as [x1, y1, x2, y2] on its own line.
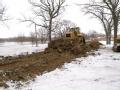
[113, 37, 120, 52]
[65, 27, 85, 44]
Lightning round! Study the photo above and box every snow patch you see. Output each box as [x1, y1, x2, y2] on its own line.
[0, 42, 48, 57]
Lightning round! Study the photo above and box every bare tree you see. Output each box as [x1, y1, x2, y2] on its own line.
[81, 0, 120, 45]
[38, 28, 48, 43]
[17, 33, 25, 45]
[87, 30, 99, 40]
[20, 16, 40, 47]
[81, 1, 113, 44]
[0, 1, 8, 25]
[0, 7, 5, 21]
[54, 20, 77, 38]
[103, 0, 120, 45]
[0, 4, 5, 20]
[28, 0, 65, 42]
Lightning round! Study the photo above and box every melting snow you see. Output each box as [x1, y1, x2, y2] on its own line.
[0, 42, 48, 57]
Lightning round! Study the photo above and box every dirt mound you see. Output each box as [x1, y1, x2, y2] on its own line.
[46, 38, 101, 55]
[85, 40, 102, 52]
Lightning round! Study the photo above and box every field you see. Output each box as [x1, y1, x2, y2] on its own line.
[0, 42, 48, 57]
[0, 41, 120, 90]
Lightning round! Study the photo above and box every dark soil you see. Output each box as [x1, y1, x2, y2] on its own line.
[0, 38, 101, 88]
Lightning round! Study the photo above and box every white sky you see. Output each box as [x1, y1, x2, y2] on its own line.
[0, 0, 104, 38]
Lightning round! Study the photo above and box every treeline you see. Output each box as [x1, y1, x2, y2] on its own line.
[0, 37, 32, 43]
[0, 29, 105, 44]
[0, 35, 48, 45]
[0, 38, 6, 43]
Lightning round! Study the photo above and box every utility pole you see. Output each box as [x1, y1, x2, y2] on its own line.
[35, 23, 38, 47]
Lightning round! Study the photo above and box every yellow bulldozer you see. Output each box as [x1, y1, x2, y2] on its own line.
[113, 37, 120, 52]
[65, 27, 85, 44]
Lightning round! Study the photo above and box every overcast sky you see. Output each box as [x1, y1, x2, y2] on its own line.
[0, 0, 103, 38]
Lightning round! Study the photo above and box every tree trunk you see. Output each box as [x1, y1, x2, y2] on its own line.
[114, 29, 117, 45]
[106, 35, 111, 44]
[105, 28, 111, 45]
[106, 34, 110, 44]
[106, 36, 109, 44]
[48, 18, 52, 43]
[107, 27, 112, 44]
[113, 15, 118, 45]
[108, 34, 111, 44]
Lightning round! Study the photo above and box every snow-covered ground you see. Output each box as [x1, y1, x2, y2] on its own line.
[1, 42, 120, 90]
[0, 42, 48, 56]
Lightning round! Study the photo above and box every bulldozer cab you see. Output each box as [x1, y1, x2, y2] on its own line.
[65, 27, 86, 44]
[66, 32, 75, 39]
[69, 27, 80, 34]
[65, 27, 80, 39]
